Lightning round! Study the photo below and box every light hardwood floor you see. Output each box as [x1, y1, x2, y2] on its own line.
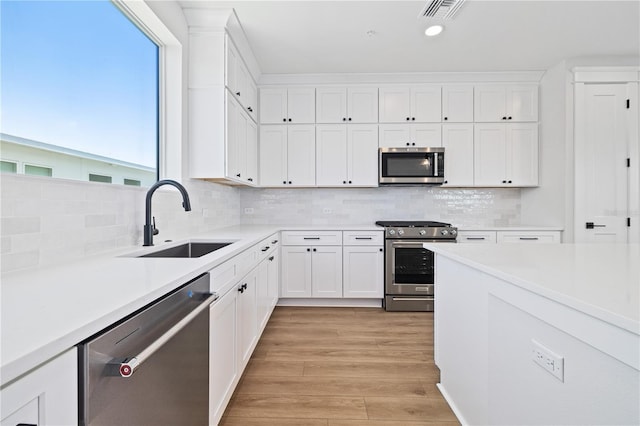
[220, 306, 460, 426]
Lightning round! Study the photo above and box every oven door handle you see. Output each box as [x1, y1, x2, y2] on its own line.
[389, 241, 433, 249]
[112, 293, 218, 378]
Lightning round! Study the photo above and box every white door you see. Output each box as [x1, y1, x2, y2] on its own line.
[236, 62, 250, 108]
[474, 85, 507, 122]
[508, 85, 538, 122]
[575, 83, 631, 242]
[474, 124, 507, 186]
[316, 124, 347, 186]
[235, 109, 248, 182]
[259, 125, 287, 186]
[256, 260, 270, 332]
[237, 269, 257, 369]
[347, 124, 378, 186]
[412, 85, 442, 122]
[507, 123, 538, 186]
[343, 246, 383, 298]
[266, 250, 279, 307]
[225, 38, 239, 94]
[288, 87, 316, 123]
[246, 118, 258, 185]
[226, 95, 240, 179]
[379, 87, 411, 122]
[412, 124, 442, 147]
[316, 87, 347, 123]
[378, 124, 411, 148]
[259, 88, 287, 124]
[287, 125, 316, 186]
[442, 85, 474, 122]
[280, 246, 312, 297]
[311, 246, 343, 298]
[442, 124, 474, 186]
[348, 87, 378, 123]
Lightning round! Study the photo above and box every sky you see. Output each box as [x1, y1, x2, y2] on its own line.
[1, 0, 158, 168]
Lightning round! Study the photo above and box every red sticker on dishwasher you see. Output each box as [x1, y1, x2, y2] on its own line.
[120, 364, 132, 377]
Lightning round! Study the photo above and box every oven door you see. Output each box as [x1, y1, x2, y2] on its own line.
[385, 240, 436, 296]
[379, 147, 445, 184]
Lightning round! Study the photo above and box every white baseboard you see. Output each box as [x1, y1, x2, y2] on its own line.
[436, 383, 467, 425]
[276, 298, 383, 308]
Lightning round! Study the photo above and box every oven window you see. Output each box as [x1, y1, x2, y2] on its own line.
[394, 247, 434, 284]
[382, 153, 434, 177]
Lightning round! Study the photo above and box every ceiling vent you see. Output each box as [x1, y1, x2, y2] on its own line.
[419, 0, 466, 20]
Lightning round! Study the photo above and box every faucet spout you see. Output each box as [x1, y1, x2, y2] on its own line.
[143, 179, 191, 246]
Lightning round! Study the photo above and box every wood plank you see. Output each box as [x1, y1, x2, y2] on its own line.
[303, 361, 440, 380]
[221, 417, 328, 426]
[329, 420, 458, 426]
[266, 348, 432, 363]
[225, 395, 368, 420]
[364, 397, 458, 422]
[243, 360, 305, 377]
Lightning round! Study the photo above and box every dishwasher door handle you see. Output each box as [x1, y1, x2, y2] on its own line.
[116, 292, 218, 378]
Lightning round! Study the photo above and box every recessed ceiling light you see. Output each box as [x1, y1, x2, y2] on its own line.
[425, 25, 443, 37]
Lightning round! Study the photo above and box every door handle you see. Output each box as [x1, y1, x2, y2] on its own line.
[585, 222, 606, 229]
[112, 293, 218, 377]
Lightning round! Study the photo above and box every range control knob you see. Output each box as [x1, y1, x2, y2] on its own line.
[419, 229, 426, 236]
[450, 229, 458, 236]
[388, 229, 396, 235]
[397, 229, 405, 236]
[441, 229, 449, 236]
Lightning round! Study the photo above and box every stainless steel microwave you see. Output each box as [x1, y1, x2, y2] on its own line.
[379, 147, 445, 185]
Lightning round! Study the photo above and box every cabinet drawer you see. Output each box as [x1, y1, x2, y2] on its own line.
[282, 231, 343, 246]
[457, 231, 497, 243]
[257, 233, 280, 261]
[209, 259, 238, 293]
[343, 231, 384, 245]
[497, 231, 561, 244]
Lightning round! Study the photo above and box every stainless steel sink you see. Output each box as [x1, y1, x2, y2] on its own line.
[137, 242, 233, 258]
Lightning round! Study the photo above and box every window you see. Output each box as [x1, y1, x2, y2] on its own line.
[1, 161, 17, 173]
[124, 178, 141, 186]
[89, 174, 113, 184]
[1, 1, 159, 185]
[25, 165, 53, 177]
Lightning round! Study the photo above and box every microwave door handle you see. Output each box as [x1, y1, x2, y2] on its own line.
[434, 153, 439, 176]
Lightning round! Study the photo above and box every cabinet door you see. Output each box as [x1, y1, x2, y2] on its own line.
[256, 260, 270, 332]
[209, 289, 238, 426]
[236, 62, 250, 105]
[225, 39, 240, 95]
[316, 87, 347, 123]
[287, 125, 316, 186]
[342, 246, 383, 298]
[347, 125, 378, 186]
[281, 246, 312, 297]
[259, 125, 287, 186]
[508, 85, 538, 122]
[379, 87, 411, 123]
[266, 250, 279, 308]
[311, 246, 343, 298]
[442, 85, 474, 122]
[412, 124, 442, 147]
[245, 118, 258, 185]
[474, 124, 507, 186]
[237, 269, 258, 369]
[474, 85, 507, 122]
[507, 123, 538, 186]
[348, 87, 378, 123]
[316, 124, 347, 186]
[379, 124, 411, 148]
[246, 80, 258, 121]
[412, 85, 442, 122]
[260, 88, 288, 124]
[235, 108, 249, 182]
[442, 124, 474, 186]
[288, 87, 316, 123]
[226, 94, 241, 180]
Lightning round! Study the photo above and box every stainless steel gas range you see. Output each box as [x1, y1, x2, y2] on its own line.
[375, 221, 457, 312]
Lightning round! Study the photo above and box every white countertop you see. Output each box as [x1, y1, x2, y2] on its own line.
[454, 225, 564, 231]
[0, 224, 383, 386]
[425, 243, 640, 334]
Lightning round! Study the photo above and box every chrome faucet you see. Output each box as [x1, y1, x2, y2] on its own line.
[143, 179, 191, 246]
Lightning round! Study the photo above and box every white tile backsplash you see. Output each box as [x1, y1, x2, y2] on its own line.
[1, 174, 241, 273]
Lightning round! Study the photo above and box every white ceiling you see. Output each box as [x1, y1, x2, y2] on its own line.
[178, 0, 640, 75]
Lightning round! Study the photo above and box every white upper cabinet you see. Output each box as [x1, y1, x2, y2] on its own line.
[474, 84, 538, 122]
[442, 124, 474, 186]
[379, 85, 441, 123]
[442, 85, 474, 122]
[259, 125, 316, 187]
[379, 124, 441, 148]
[260, 87, 315, 124]
[316, 124, 378, 187]
[316, 87, 378, 123]
[225, 37, 257, 121]
[226, 94, 258, 185]
[474, 123, 538, 186]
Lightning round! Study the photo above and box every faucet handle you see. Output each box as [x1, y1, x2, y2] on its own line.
[152, 216, 159, 235]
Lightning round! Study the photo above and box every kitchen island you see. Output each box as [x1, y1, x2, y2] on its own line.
[425, 242, 639, 425]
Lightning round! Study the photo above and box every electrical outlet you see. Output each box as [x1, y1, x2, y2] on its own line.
[244, 207, 254, 214]
[322, 208, 332, 214]
[532, 339, 564, 382]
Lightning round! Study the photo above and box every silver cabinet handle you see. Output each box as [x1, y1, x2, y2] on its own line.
[392, 297, 433, 301]
[434, 152, 439, 176]
[116, 293, 218, 378]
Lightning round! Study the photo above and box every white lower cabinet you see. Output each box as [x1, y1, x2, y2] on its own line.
[209, 288, 238, 426]
[458, 230, 561, 244]
[343, 246, 384, 298]
[280, 245, 342, 298]
[257, 249, 279, 332]
[237, 268, 258, 369]
[0, 348, 77, 426]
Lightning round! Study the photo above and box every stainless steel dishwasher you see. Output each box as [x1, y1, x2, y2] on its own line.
[78, 273, 216, 426]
